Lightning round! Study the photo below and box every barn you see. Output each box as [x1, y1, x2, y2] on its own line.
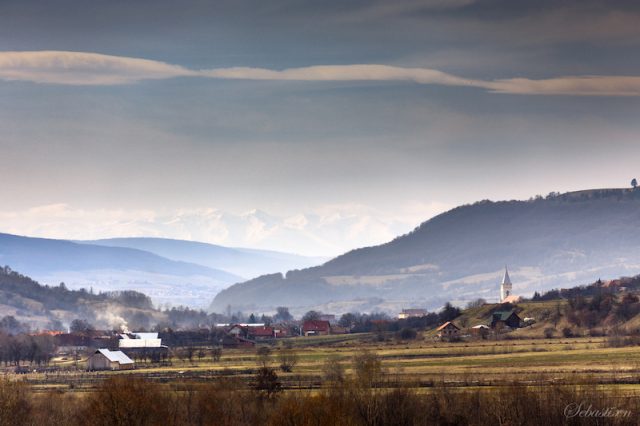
[87, 349, 135, 371]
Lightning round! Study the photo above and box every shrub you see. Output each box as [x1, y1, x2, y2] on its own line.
[562, 327, 573, 338]
[397, 327, 418, 340]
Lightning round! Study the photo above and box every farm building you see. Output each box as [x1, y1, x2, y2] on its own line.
[87, 349, 134, 371]
[248, 326, 274, 341]
[398, 309, 427, 319]
[471, 324, 490, 337]
[436, 321, 460, 340]
[491, 310, 522, 329]
[118, 332, 162, 348]
[221, 335, 255, 349]
[302, 320, 331, 336]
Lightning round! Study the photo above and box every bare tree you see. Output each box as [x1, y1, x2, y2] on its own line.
[277, 342, 298, 372]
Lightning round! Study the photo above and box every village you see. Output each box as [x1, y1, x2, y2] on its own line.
[2, 267, 538, 373]
[1, 269, 640, 424]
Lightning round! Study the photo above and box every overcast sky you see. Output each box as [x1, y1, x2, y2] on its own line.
[1, 0, 640, 256]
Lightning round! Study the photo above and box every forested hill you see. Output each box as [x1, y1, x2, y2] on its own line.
[211, 188, 640, 313]
[0, 266, 156, 329]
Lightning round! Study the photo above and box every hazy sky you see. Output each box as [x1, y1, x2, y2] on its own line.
[1, 0, 640, 255]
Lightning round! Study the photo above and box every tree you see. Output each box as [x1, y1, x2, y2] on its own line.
[197, 348, 206, 362]
[0, 316, 28, 334]
[322, 355, 345, 384]
[632, 178, 638, 189]
[69, 319, 94, 334]
[353, 351, 383, 387]
[211, 347, 222, 362]
[260, 314, 272, 326]
[438, 302, 461, 323]
[248, 313, 257, 324]
[256, 346, 271, 367]
[465, 298, 486, 309]
[277, 342, 298, 372]
[274, 307, 293, 323]
[397, 328, 417, 340]
[302, 310, 321, 322]
[339, 313, 358, 328]
[186, 346, 195, 363]
[254, 366, 282, 398]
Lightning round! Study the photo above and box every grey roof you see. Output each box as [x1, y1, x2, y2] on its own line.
[96, 349, 134, 364]
[492, 310, 518, 321]
[502, 266, 512, 285]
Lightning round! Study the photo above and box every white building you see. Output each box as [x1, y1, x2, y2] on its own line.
[118, 332, 162, 349]
[87, 349, 135, 371]
[398, 309, 427, 319]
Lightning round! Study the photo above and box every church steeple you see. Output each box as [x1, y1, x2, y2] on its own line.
[502, 266, 511, 286]
[500, 266, 512, 302]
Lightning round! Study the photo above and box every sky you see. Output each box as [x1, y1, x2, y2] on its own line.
[1, 0, 640, 256]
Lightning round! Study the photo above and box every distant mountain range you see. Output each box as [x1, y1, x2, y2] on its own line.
[0, 233, 323, 308]
[211, 188, 640, 314]
[81, 237, 326, 279]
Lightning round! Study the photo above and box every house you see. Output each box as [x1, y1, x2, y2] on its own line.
[54, 333, 95, 354]
[248, 326, 274, 341]
[302, 320, 331, 336]
[436, 321, 460, 340]
[272, 325, 292, 338]
[491, 310, 522, 329]
[227, 325, 248, 338]
[398, 309, 427, 319]
[87, 349, 134, 371]
[471, 324, 490, 338]
[221, 335, 255, 349]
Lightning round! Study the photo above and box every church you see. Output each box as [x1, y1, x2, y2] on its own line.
[500, 266, 521, 303]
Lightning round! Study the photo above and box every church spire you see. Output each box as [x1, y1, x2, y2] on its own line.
[502, 266, 511, 285]
[500, 266, 513, 302]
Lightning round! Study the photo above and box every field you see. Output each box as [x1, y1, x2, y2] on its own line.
[18, 333, 640, 394]
[1, 331, 638, 425]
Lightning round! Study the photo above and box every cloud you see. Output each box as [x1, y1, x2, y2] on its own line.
[488, 76, 640, 96]
[1, 50, 640, 96]
[0, 51, 194, 85]
[0, 202, 450, 257]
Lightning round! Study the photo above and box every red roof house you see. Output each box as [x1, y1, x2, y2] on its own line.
[248, 326, 274, 341]
[302, 320, 331, 336]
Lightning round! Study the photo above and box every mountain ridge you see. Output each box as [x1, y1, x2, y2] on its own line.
[211, 188, 640, 313]
[80, 237, 326, 279]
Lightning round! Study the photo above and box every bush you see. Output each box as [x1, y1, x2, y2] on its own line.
[255, 366, 282, 398]
[80, 377, 171, 426]
[562, 327, 573, 338]
[278, 343, 299, 372]
[0, 380, 31, 426]
[397, 327, 418, 340]
[543, 328, 556, 339]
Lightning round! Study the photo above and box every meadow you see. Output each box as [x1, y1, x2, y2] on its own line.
[0, 330, 637, 425]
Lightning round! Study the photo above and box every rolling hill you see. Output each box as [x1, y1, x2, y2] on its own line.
[0, 265, 162, 330]
[0, 233, 242, 308]
[211, 188, 640, 314]
[80, 237, 326, 279]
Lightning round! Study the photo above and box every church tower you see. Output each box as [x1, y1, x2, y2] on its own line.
[500, 266, 512, 302]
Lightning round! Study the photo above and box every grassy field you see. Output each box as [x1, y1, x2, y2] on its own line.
[15, 333, 640, 396]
